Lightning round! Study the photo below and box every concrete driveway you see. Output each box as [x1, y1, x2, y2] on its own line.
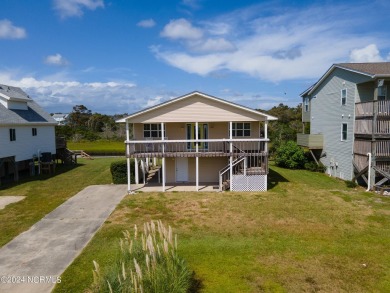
[0, 184, 127, 293]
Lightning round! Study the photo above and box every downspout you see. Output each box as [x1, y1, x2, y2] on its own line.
[366, 152, 371, 192]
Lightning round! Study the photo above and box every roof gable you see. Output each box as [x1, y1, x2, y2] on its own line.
[302, 62, 390, 97]
[0, 84, 56, 125]
[117, 91, 277, 123]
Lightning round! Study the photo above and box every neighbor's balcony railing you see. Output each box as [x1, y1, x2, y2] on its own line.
[355, 100, 390, 117]
[125, 138, 268, 158]
[354, 140, 390, 157]
[355, 119, 390, 135]
[296, 133, 323, 149]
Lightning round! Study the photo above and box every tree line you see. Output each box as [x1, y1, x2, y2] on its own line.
[54, 105, 128, 141]
[258, 103, 302, 151]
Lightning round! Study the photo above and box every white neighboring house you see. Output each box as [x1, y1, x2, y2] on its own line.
[52, 113, 69, 125]
[0, 84, 57, 182]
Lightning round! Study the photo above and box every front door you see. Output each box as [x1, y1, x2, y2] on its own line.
[175, 158, 188, 182]
[186, 123, 208, 150]
[176, 157, 189, 182]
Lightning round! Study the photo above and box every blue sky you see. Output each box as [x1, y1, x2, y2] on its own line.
[1, 0, 390, 114]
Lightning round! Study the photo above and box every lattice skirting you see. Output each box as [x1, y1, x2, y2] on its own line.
[231, 175, 267, 191]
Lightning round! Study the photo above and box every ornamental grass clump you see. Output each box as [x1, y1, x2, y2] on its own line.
[88, 220, 192, 293]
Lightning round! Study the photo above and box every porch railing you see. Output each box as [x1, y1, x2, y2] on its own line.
[355, 100, 390, 117]
[125, 138, 268, 158]
[355, 120, 390, 135]
[354, 140, 390, 157]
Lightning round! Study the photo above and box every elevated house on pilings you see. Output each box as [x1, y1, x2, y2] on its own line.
[297, 62, 390, 190]
[117, 91, 277, 192]
[0, 84, 57, 184]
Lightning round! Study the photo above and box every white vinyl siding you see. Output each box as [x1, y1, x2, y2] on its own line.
[0, 125, 56, 162]
[310, 67, 370, 181]
[129, 95, 268, 123]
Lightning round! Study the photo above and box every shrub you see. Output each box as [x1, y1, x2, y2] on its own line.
[275, 141, 307, 169]
[304, 161, 327, 173]
[316, 163, 327, 173]
[88, 221, 194, 293]
[304, 161, 317, 172]
[345, 180, 358, 188]
[110, 160, 135, 184]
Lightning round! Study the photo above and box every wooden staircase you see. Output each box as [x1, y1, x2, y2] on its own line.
[56, 148, 77, 164]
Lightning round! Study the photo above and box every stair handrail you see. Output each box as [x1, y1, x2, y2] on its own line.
[219, 156, 247, 191]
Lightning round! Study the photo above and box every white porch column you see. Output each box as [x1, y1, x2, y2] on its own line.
[195, 122, 199, 191]
[161, 122, 166, 192]
[126, 120, 131, 193]
[135, 158, 139, 184]
[141, 160, 146, 183]
[229, 121, 233, 191]
[264, 120, 268, 153]
[153, 157, 157, 167]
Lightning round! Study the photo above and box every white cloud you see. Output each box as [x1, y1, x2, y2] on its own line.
[0, 19, 26, 39]
[53, 0, 104, 19]
[155, 51, 225, 75]
[0, 70, 140, 113]
[44, 54, 69, 66]
[181, 0, 200, 10]
[190, 38, 235, 53]
[349, 44, 383, 62]
[154, 3, 390, 82]
[201, 21, 231, 36]
[137, 19, 156, 28]
[145, 95, 164, 107]
[160, 18, 203, 40]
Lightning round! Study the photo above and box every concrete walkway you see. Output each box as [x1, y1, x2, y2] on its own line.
[0, 184, 127, 293]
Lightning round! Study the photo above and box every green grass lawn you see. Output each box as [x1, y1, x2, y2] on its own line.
[53, 164, 390, 292]
[0, 158, 119, 247]
[67, 140, 125, 155]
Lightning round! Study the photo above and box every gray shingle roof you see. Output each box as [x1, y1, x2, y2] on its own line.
[336, 62, 390, 76]
[0, 85, 56, 125]
[0, 84, 30, 101]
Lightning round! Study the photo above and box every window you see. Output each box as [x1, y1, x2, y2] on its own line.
[9, 129, 16, 141]
[341, 123, 348, 141]
[143, 124, 165, 138]
[341, 89, 347, 105]
[304, 97, 309, 112]
[231, 122, 251, 137]
[32, 128, 37, 136]
[378, 85, 387, 100]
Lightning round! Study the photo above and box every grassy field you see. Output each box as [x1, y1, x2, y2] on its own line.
[0, 158, 119, 247]
[67, 140, 125, 155]
[54, 164, 390, 292]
